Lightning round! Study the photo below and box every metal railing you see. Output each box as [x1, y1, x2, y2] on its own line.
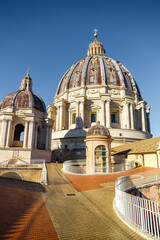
[62, 159, 86, 174]
[115, 172, 160, 239]
[62, 159, 135, 175]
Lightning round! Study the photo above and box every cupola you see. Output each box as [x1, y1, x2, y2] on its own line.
[87, 31, 105, 56]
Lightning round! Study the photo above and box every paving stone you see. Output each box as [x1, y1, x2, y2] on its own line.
[0, 177, 58, 240]
[42, 163, 147, 240]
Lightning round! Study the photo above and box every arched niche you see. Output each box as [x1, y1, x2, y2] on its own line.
[1, 171, 22, 180]
[13, 124, 24, 147]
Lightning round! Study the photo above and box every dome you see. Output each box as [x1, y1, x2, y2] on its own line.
[0, 73, 46, 113]
[51, 32, 152, 153]
[87, 121, 110, 137]
[56, 33, 141, 98]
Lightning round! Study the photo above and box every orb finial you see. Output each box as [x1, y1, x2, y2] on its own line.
[27, 68, 30, 75]
[94, 28, 98, 37]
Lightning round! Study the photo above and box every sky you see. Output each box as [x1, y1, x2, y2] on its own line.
[0, 0, 160, 137]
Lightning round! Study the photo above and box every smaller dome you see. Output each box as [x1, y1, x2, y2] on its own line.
[87, 121, 110, 136]
[0, 73, 46, 113]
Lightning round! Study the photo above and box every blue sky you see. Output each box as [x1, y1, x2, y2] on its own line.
[0, 0, 160, 137]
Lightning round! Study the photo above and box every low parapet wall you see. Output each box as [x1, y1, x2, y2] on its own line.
[0, 163, 47, 185]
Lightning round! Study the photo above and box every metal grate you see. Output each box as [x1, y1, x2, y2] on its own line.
[65, 193, 78, 197]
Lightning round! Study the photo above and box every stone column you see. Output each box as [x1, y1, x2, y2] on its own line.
[34, 123, 38, 149]
[76, 101, 79, 128]
[130, 104, 134, 129]
[124, 102, 130, 129]
[79, 101, 84, 128]
[0, 120, 7, 147]
[62, 104, 65, 130]
[56, 107, 59, 131]
[28, 121, 34, 149]
[5, 120, 12, 148]
[59, 105, 63, 130]
[101, 100, 105, 126]
[93, 47, 95, 55]
[48, 125, 52, 150]
[146, 107, 151, 133]
[68, 110, 71, 128]
[141, 105, 146, 132]
[23, 121, 29, 148]
[106, 100, 111, 128]
[45, 125, 49, 150]
[32, 122, 36, 148]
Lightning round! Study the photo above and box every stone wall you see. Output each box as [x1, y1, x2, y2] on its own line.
[127, 184, 160, 202]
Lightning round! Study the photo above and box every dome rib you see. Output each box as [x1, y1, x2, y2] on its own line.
[99, 57, 106, 84]
[57, 68, 70, 95]
[67, 61, 80, 89]
[81, 56, 91, 85]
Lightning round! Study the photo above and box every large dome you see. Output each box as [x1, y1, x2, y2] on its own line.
[56, 34, 141, 99]
[50, 32, 152, 154]
[0, 73, 46, 112]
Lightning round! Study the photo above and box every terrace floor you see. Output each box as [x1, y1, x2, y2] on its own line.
[0, 163, 157, 239]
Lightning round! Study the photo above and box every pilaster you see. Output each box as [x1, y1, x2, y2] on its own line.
[130, 104, 134, 129]
[141, 103, 146, 132]
[106, 100, 111, 128]
[5, 120, 12, 148]
[101, 100, 105, 126]
[23, 120, 29, 148]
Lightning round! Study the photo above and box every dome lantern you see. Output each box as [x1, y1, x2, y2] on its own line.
[87, 31, 105, 56]
[20, 69, 33, 91]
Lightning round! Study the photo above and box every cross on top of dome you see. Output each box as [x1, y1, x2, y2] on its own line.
[87, 31, 105, 56]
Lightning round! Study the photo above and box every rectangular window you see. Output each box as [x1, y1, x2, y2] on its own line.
[72, 113, 76, 124]
[111, 113, 116, 123]
[91, 112, 97, 123]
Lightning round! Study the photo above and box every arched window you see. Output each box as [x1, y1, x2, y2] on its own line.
[94, 145, 108, 173]
[14, 124, 24, 141]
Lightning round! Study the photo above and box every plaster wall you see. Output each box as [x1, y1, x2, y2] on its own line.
[127, 154, 143, 165]
[144, 154, 157, 167]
